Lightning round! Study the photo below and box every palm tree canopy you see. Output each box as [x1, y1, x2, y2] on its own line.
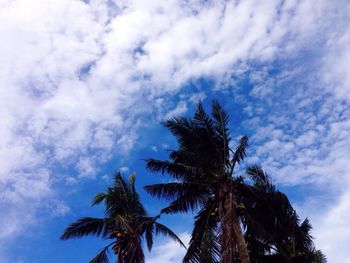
[242, 165, 327, 263]
[145, 101, 326, 263]
[145, 101, 250, 263]
[61, 172, 185, 263]
[145, 101, 248, 212]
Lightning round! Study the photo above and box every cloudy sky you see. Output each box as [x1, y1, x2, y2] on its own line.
[0, 0, 349, 262]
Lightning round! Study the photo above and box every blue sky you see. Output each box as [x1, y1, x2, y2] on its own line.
[0, 0, 350, 262]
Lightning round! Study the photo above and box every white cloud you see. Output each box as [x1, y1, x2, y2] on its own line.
[0, 0, 349, 262]
[164, 101, 188, 120]
[101, 174, 110, 181]
[120, 166, 129, 173]
[312, 192, 350, 263]
[321, 3, 350, 101]
[146, 232, 190, 263]
[65, 176, 78, 185]
[48, 199, 71, 217]
[151, 146, 158, 152]
[0, 0, 105, 242]
[244, 60, 350, 263]
[76, 157, 97, 178]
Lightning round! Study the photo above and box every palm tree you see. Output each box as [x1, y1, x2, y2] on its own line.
[242, 165, 327, 263]
[144, 101, 251, 263]
[61, 172, 185, 263]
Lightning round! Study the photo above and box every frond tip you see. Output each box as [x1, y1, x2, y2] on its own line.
[92, 193, 107, 206]
[231, 135, 248, 170]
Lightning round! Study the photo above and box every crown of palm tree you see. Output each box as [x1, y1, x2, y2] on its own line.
[243, 165, 327, 263]
[61, 172, 185, 263]
[145, 101, 250, 263]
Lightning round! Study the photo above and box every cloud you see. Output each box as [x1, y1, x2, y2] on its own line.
[312, 191, 350, 263]
[151, 146, 158, 152]
[120, 166, 130, 173]
[244, 98, 350, 263]
[146, 233, 190, 263]
[76, 157, 97, 178]
[48, 199, 71, 217]
[0, 0, 349, 262]
[322, 18, 350, 100]
[240, 37, 350, 263]
[164, 100, 188, 120]
[0, 0, 104, 241]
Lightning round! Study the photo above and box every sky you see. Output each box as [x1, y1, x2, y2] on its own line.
[0, 0, 349, 262]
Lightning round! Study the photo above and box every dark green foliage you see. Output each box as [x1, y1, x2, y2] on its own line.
[145, 101, 326, 263]
[61, 172, 184, 263]
[183, 200, 221, 263]
[89, 246, 111, 263]
[62, 100, 326, 263]
[61, 217, 111, 240]
[145, 101, 251, 262]
[243, 165, 327, 263]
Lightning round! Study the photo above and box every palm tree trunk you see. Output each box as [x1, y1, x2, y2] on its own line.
[219, 193, 250, 263]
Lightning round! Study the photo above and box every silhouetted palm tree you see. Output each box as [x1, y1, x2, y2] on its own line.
[243, 165, 327, 263]
[145, 101, 250, 263]
[61, 172, 185, 263]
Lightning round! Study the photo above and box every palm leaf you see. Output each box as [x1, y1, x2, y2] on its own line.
[160, 190, 208, 214]
[92, 193, 107, 206]
[61, 217, 110, 240]
[313, 250, 327, 263]
[163, 117, 195, 143]
[246, 165, 274, 192]
[103, 173, 146, 218]
[144, 182, 206, 200]
[144, 222, 154, 251]
[230, 135, 248, 171]
[183, 201, 220, 263]
[146, 159, 204, 180]
[193, 102, 216, 138]
[89, 245, 112, 263]
[211, 100, 230, 166]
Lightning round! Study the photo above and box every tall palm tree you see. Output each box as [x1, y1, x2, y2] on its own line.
[61, 172, 185, 263]
[144, 101, 250, 263]
[242, 165, 327, 263]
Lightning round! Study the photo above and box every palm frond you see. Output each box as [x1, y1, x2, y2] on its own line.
[61, 217, 110, 240]
[193, 102, 215, 135]
[144, 223, 154, 251]
[295, 218, 314, 252]
[230, 135, 248, 172]
[211, 100, 230, 166]
[246, 165, 274, 192]
[146, 159, 204, 180]
[246, 165, 267, 184]
[163, 117, 195, 142]
[183, 201, 220, 263]
[144, 182, 205, 200]
[92, 193, 107, 206]
[300, 218, 312, 235]
[160, 190, 208, 214]
[313, 249, 327, 263]
[115, 172, 131, 202]
[89, 245, 112, 263]
[102, 173, 146, 219]
[162, 103, 226, 175]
